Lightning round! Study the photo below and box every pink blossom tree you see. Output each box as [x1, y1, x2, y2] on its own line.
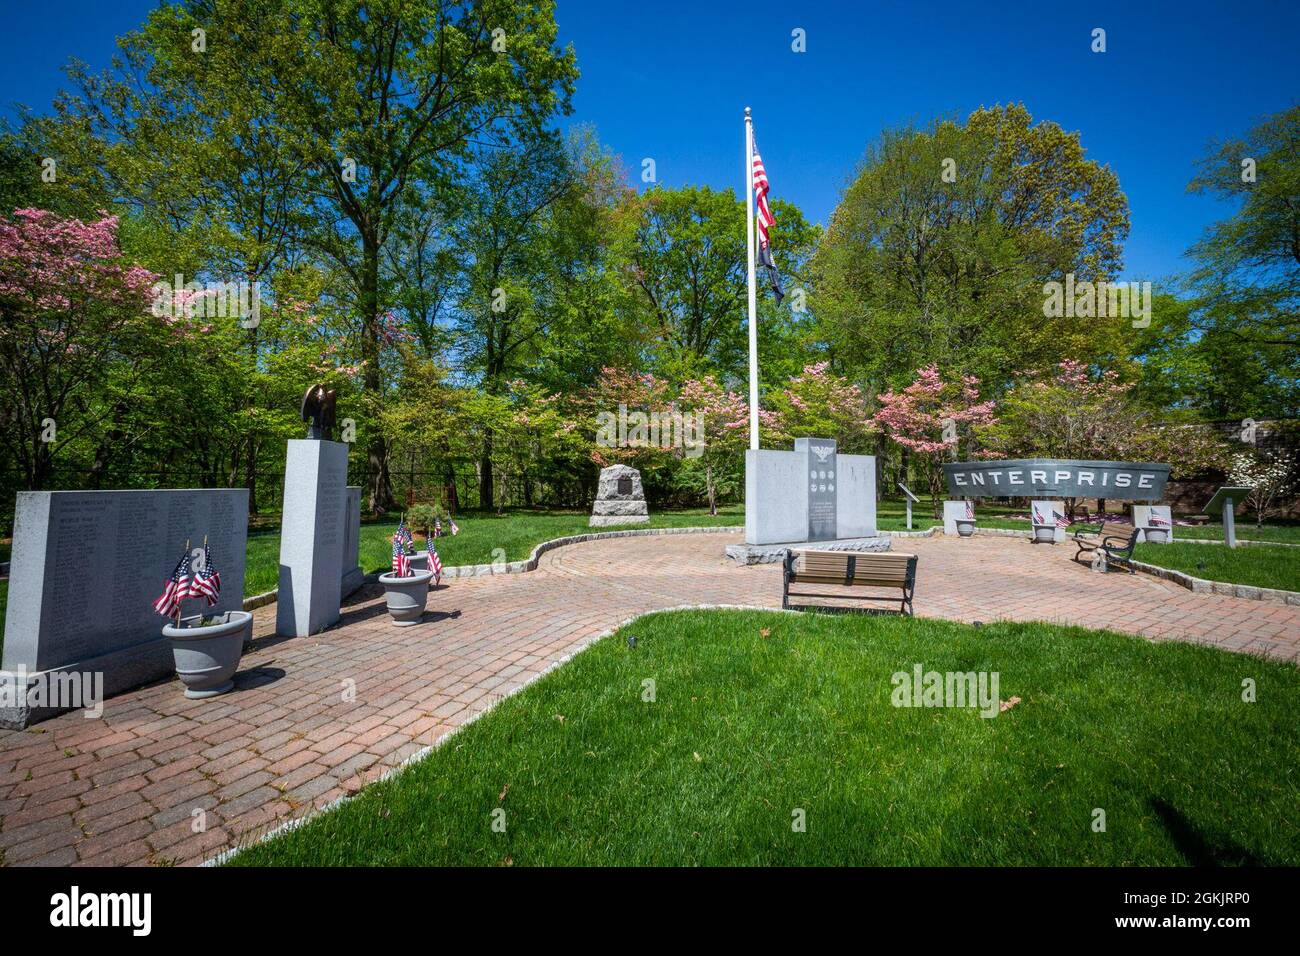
[678, 375, 776, 514]
[874, 365, 998, 517]
[0, 209, 160, 489]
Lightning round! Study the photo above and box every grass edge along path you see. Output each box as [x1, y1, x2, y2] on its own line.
[1132, 542, 1300, 593]
[229, 608, 1300, 867]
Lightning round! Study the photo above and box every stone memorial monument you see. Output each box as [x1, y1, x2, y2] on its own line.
[731, 437, 885, 563]
[1, 488, 249, 728]
[590, 464, 649, 527]
[277, 384, 352, 637]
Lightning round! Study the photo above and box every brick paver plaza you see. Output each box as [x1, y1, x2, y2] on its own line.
[2, 530, 1297, 866]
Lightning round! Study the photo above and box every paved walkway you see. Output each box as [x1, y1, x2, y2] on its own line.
[1, 531, 1296, 867]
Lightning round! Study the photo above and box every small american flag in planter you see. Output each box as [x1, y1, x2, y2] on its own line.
[391, 536, 410, 577]
[191, 542, 222, 606]
[154, 550, 192, 617]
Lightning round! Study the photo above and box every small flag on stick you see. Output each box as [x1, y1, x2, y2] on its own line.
[392, 535, 410, 577]
[154, 550, 192, 618]
[191, 541, 223, 606]
[429, 547, 443, 585]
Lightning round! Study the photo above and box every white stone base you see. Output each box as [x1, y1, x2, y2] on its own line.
[726, 535, 891, 565]
[589, 514, 650, 527]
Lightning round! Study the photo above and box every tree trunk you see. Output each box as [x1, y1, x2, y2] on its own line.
[479, 429, 494, 511]
[707, 462, 717, 516]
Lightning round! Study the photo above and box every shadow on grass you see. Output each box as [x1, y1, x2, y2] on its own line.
[1150, 797, 1261, 866]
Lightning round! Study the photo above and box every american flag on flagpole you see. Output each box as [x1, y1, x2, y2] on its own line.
[154, 550, 192, 617]
[751, 136, 784, 305]
[191, 542, 222, 607]
[1052, 510, 1071, 529]
[448, 518, 459, 536]
[1148, 513, 1171, 527]
[433, 517, 442, 539]
[965, 501, 975, 520]
[429, 546, 443, 585]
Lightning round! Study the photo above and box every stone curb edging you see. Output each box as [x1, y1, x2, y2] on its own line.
[203, 601, 788, 867]
[887, 526, 1032, 539]
[240, 525, 744, 611]
[1126, 557, 1300, 606]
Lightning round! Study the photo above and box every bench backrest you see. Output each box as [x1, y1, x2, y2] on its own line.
[1081, 521, 1132, 539]
[787, 550, 917, 588]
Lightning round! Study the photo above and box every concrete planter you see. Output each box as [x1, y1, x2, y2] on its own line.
[162, 610, 252, 699]
[1031, 525, 1057, 544]
[378, 570, 433, 626]
[955, 519, 976, 538]
[1142, 527, 1170, 544]
[408, 550, 429, 573]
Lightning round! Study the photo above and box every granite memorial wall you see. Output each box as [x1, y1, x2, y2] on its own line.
[1, 489, 249, 728]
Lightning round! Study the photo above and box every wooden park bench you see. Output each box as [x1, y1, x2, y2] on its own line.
[1072, 521, 1140, 573]
[782, 549, 918, 616]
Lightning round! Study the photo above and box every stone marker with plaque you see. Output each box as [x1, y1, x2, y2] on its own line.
[590, 464, 649, 527]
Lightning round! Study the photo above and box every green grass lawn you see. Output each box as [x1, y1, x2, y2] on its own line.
[1133, 542, 1300, 592]
[229, 608, 1300, 867]
[242, 505, 744, 594]
[1177, 522, 1300, 545]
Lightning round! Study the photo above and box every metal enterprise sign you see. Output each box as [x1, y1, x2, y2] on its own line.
[943, 459, 1170, 500]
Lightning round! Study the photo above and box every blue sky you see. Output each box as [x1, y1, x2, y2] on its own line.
[3, 0, 1296, 281]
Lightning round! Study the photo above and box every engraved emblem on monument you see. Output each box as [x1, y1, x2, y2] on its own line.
[796, 438, 838, 541]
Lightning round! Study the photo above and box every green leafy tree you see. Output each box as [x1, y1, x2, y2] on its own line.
[813, 104, 1131, 394]
[624, 185, 817, 383]
[1187, 104, 1300, 350]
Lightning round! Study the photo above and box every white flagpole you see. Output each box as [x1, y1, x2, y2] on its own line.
[744, 107, 759, 451]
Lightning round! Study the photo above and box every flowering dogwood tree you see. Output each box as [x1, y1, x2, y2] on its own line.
[1229, 448, 1295, 527]
[874, 365, 997, 516]
[678, 375, 775, 515]
[0, 208, 159, 489]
